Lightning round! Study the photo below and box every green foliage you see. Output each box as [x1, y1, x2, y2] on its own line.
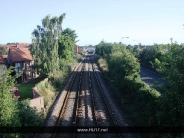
[154, 43, 184, 127]
[97, 58, 109, 72]
[142, 44, 166, 66]
[62, 28, 79, 43]
[96, 41, 184, 137]
[95, 41, 126, 61]
[126, 45, 141, 58]
[30, 14, 77, 78]
[98, 41, 184, 126]
[58, 35, 74, 60]
[36, 78, 56, 112]
[0, 45, 7, 55]
[96, 42, 160, 126]
[0, 66, 21, 127]
[75, 53, 83, 62]
[108, 50, 140, 89]
[49, 71, 64, 90]
[18, 99, 42, 126]
[0, 67, 43, 137]
[30, 14, 66, 76]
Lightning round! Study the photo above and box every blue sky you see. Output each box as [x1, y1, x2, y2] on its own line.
[0, 0, 184, 46]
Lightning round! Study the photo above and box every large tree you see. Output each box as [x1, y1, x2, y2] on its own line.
[62, 28, 79, 43]
[154, 43, 184, 126]
[142, 44, 166, 66]
[30, 14, 66, 76]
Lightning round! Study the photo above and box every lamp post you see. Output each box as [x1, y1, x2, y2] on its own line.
[120, 37, 129, 44]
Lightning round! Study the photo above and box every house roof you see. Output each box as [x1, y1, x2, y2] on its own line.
[7, 43, 31, 50]
[9, 47, 33, 63]
[0, 52, 8, 64]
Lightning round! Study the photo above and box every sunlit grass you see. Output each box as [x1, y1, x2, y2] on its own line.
[15, 82, 37, 100]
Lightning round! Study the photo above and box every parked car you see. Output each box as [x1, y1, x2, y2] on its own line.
[10, 87, 20, 99]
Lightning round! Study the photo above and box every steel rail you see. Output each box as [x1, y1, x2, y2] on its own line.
[88, 56, 101, 138]
[73, 58, 86, 138]
[51, 59, 85, 138]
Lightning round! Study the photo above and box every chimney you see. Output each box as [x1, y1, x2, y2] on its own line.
[16, 43, 18, 48]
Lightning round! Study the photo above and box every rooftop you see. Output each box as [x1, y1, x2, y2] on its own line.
[9, 47, 33, 63]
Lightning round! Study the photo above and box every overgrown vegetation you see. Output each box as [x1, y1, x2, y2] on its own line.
[30, 14, 81, 118]
[153, 43, 184, 127]
[0, 67, 42, 138]
[96, 41, 159, 126]
[142, 44, 167, 66]
[96, 41, 184, 137]
[35, 78, 57, 115]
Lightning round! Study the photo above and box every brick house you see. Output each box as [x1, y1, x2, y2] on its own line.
[7, 45, 35, 83]
[75, 44, 81, 53]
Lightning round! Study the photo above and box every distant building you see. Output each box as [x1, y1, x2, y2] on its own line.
[75, 44, 81, 53]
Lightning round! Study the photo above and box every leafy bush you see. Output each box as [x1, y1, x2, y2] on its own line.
[97, 58, 109, 72]
[96, 42, 160, 126]
[18, 99, 42, 126]
[36, 78, 57, 112]
[75, 53, 83, 61]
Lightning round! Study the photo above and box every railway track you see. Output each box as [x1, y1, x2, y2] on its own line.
[49, 55, 128, 138]
[52, 57, 86, 138]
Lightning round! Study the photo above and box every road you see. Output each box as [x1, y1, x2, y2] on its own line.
[140, 66, 167, 88]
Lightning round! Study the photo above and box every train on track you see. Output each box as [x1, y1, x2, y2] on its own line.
[87, 49, 95, 54]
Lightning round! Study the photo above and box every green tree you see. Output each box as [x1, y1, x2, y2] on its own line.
[58, 35, 74, 60]
[30, 14, 66, 76]
[0, 66, 21, 126]
[154, 43, 184, 126]
[62, 28, 79, 43]
[143, 44, 166, 66]
[96, 42, 160, 126]
[109, 50, 140, 89]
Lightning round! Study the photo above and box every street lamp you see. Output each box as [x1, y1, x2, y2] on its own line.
[120, 37, 129, 44]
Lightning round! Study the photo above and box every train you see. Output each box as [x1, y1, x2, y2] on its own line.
[87, 49, 95, 54]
